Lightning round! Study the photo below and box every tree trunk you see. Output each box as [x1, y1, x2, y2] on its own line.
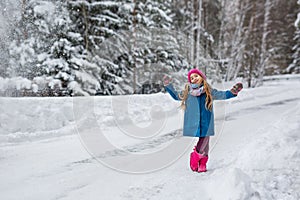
[21, 0, 27, 39]
[132, 0, 137, 93]
[190, 0, 195, 65]
[257, 0, 271, 86]
[248, 1, 257, 88]
[82, 3, 89, 50]
[196, 0, 202, 68]
[233, 0, 247, 80]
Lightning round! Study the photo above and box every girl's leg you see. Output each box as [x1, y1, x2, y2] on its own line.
[195, 136, 210, 156]
[190, 136, 210, 172]
[195, 137, 210, 172]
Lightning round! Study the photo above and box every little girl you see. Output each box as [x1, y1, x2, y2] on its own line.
[163, 68, 243, 173]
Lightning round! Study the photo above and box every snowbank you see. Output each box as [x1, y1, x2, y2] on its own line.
[0, 92, 180, 144]
[0, 97, 74, 143]
[234, 102, 300, 200]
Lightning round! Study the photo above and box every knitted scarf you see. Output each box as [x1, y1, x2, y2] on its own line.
[190, 83, 205, 96]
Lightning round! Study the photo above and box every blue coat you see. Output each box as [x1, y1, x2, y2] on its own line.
[165, 84, 236, 137]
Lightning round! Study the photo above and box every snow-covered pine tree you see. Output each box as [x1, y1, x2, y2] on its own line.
[265, 0, 298, 75]
[8, 0, 43, 80]
[41, 0, 105, 96]
[8, 0, 103, 96]
[69, 0, 188, 94]
[68, 0, 135, 95]
[287, 0, 300, 74]
[125, 0, 189, 92]
[0, 0, 18, 78]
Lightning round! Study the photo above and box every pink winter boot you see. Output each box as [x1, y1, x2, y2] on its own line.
[190, 147, 205, 171]
[198, 156, 208, 172]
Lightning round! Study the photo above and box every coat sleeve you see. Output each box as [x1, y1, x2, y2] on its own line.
[211, 88, 236, 100]
[164, 84, 182, 101]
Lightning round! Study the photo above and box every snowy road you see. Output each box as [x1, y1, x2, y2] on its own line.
[0, 78, 300, 200]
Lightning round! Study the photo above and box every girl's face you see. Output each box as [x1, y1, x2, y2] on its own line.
[190, 73, 203, 84]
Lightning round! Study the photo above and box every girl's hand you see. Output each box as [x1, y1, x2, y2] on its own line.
[163, 75, 172, 86]
[230, 82, 243, 95]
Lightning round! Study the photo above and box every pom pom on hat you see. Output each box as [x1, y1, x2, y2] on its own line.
[187, 68, 207, 82]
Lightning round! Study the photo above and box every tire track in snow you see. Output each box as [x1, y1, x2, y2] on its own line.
[224, 97, 300, 121]
[69, 129, 182, 165]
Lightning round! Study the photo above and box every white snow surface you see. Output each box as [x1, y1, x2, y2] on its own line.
[0, 77, 300, 200]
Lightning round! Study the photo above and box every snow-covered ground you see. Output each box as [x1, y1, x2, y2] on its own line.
[0, 77, 300, 200]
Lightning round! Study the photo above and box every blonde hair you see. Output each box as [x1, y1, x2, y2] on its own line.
[179, 80, 213, 111]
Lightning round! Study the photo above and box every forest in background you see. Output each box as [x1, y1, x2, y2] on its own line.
[0, 0, 299, 96]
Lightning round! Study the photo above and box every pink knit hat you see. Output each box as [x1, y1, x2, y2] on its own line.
[187, 68, 207, 82]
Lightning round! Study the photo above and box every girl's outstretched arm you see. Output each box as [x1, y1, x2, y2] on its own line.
[165, 84, 182, 101]
[211, 89, 235, 100]
[212, 83, 243, 100]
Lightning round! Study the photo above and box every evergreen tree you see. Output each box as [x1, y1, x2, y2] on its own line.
[68, 0, 188, 94]
[8, 0, 99, 96]
[0, 0, 18, 78]
[8, 0, 52, 79]
[287, 0, 300, 74]
[67, 0, 132, 95]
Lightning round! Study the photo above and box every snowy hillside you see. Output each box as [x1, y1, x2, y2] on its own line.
[0, 77, 300, 200]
